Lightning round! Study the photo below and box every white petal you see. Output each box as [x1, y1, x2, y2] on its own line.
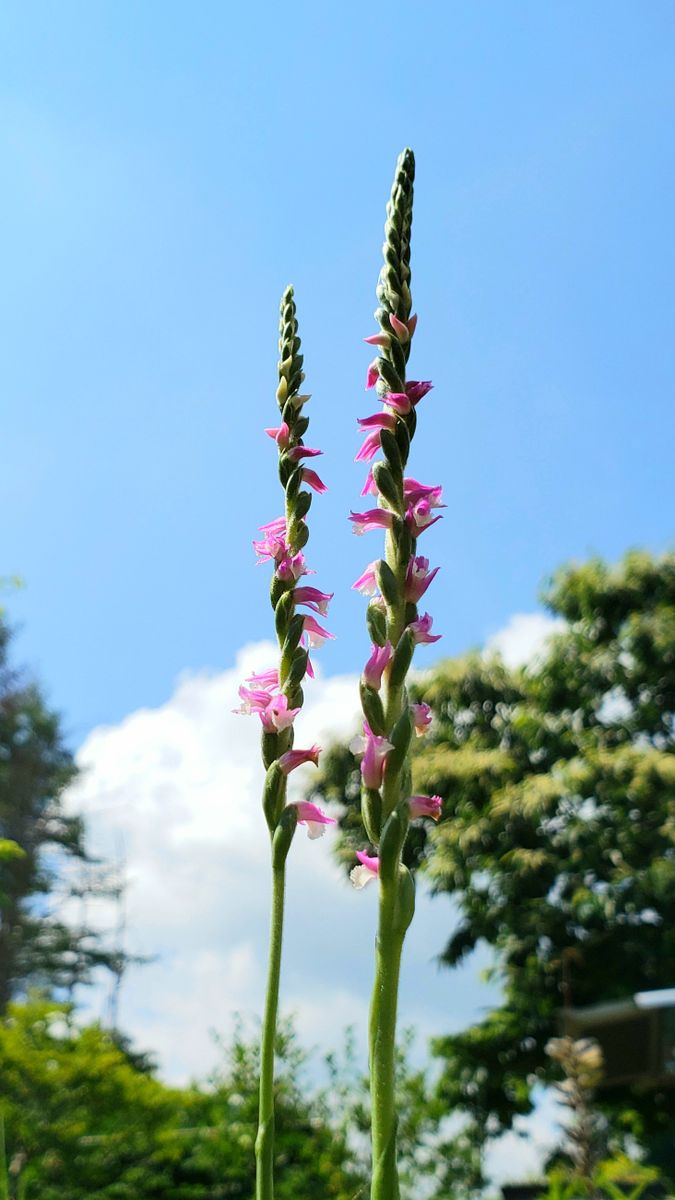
[350, 865, 376, 890]
[305, 821, 327, 840]
[307, 632, 327, 648]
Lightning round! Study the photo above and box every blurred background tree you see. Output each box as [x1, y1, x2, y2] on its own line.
[0, 1001, 452, 1199]
[311, 550, 675, 1185]
[0, 620, 126, 1011]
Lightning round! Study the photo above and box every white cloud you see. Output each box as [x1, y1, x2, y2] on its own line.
[64, 640, 366, 1079]
[485, 611, 564, 668]
[63, 631, 558, 1181]
[485, 1087, 559, 1185]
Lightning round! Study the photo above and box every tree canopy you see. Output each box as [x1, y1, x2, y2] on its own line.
[0, 622, 120, 1010]
[0, 1001, 455, 1199]
[311, 550, 675, 1180]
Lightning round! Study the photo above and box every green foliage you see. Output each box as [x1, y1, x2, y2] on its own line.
[312, 550, 675, 1182]
[543, 1153, 663, 1200]
[0, 1002, 366, 1199]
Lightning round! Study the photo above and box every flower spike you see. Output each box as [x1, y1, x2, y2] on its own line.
[241, 287, 335, 1200]
[349, 150, 445, 1200]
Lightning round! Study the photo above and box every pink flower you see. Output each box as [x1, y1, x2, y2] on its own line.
[295, 586, 333, 616]
[278, 746, 321, 775]
[360, 467, 378, 497]
[408, 794, 442, 820]
[358, 413, 397, 430]
[352, 561, 379, 596]
[363, 642, 393, 690]
[245, 668, 279, 691]
[381, 382, 434, 413]
[349, 509, 395, 536]
[350, 851, 380, 889]
[302, 614, 335, 647]
[276, 551, 310, 582]
[404, 482, 445, 535]
[350, 722, 393, 789]
[405, 556, 440, 602]
[302, 468, 327, 494]
[407, 313, 418, 336]
[389, 313, 411, 342]
[364, 332, 391, 348]
[409, 612, 442, 645]
[405, 499, 444, 536]
[383, 391, 412, 415]
[259, 693, 301, 732]
[234, 686, 273, 715]
[254, 532, 288, 564]
[411, 702, 432, 737]
[287, 445, 323, 462]
[366, 359, 380, 389]
[293, 800, 337, 839]
[259, 516, 287, 535]
[355, 412, 397, 463]
[405, 380, 433, 405]
[403, 478, 444, 507]
[265, 422, 290, 448]
[355, 431, 386, 463]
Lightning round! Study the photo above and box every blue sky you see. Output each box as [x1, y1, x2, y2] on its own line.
[2, 1, 673, 741]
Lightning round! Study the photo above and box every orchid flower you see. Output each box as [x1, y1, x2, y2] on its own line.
[286, 444, 323, 461]
[405, 499, 444, 536]
[403, 478, 444, 506]
[363, 642, 393, 690]
[350, 851, 380, 889]
[258, 693, 301, 732]
[352, 561, 380, 596]
[405, 380, 433, 404]
[407, 794, 442, 820]
[409, 612, 442, 644]
[360, 467, 378, 497]
[292, 800, 336, 839]
[366, 359, 380, 389]
[258, 515, 287, 535]
[349, 508, 395, 536]
[278, 745, 321, 775]
[276, 550, 310, 581]
[294, 586, 333, 615]
[410, 702, 432, 736]
[302, 614, 335, 647]
[350, 722, 393, 790]
[233, 685, 274, 715]
[265, 422, 290, 448]
[245, 668, 279, 691]
[253, 532, 288, 564]
[404, 556, 440, 602]
[302, 467, 328, 494]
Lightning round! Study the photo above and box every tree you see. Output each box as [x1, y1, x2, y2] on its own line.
[311, 550, 675, 1182]
[0, 622, 118, 1008]
[0, 1001, 367, 1199]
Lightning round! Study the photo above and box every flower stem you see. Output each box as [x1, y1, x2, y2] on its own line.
[255, 862, 286, 1200]
[369, 878, 405, 1200]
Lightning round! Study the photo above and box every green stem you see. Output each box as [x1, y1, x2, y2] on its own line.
[369, 878, 405, 1200]
[255, 863, 286, 1200]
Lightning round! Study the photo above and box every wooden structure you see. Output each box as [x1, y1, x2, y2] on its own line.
[561, 987, 675, 1089]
